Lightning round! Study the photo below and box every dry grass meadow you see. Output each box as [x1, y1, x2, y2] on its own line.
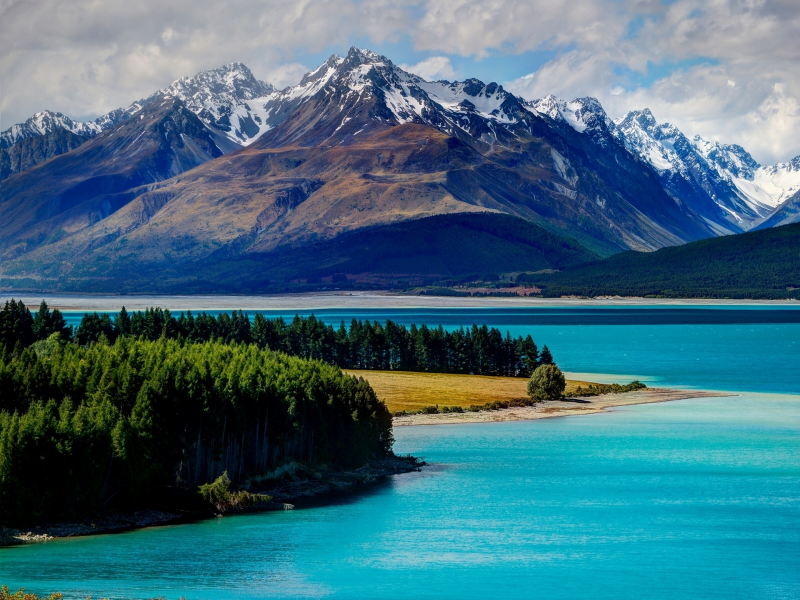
[344, 369, 595, 413]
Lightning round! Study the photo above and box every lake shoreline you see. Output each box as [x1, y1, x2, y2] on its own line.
[393, 388, 736, 426]
[3, 290, 800, 312]
[0, 455, 422, 548]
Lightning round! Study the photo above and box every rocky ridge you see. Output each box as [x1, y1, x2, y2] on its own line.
[4, 48, 799, 232]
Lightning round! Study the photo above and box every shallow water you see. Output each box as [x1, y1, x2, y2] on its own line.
[4, 306, 800, 599]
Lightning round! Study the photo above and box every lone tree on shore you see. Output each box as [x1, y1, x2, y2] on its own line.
[527, 364, 566, 401]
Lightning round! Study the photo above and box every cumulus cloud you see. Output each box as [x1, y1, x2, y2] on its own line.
[266, 63, 311, 90]
[399, 56, 456, 81]
[1, 0, 799, 163]
[502, 0, 800, 164]
[0, 0, 412, 125]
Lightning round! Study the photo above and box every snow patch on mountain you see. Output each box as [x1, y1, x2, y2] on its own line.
[615, 107, 800, 228]
[528, 95, 615, 136]
[141, 63, 275, 146]
[253, 47, 530, 143]
[692, 137, 800, 210]
[418, 79, 516, 123]
[0, 111, 101, 148]
[1, 63, 277, 150]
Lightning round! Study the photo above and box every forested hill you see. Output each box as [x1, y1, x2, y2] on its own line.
[521, 222, 800, 299]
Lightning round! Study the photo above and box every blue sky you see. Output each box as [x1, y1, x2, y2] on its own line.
[2, 0, 799, 164]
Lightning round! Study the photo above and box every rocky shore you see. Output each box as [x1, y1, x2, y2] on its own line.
[0, 455, 423, 547]
[260, 454, 424, 503]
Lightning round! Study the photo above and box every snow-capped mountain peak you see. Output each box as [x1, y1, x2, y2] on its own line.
[691, 136, 760, 179]
[159, 62, 274, 107]
[615, 107, 800, 229]
[1, 63, 278, 151]
[139, 62, 275, 147]
[0, 110, 101, 148]
[529, 95, 614, 135]
[5, 48, 800, 232]
[250, 46, 535, 147]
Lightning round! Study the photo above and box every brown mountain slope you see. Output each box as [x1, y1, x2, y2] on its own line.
[0, 49, 722, 292]
[1, 121, 703, 291]
[0, 97, 223, 260]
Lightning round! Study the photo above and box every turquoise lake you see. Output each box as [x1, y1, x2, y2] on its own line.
[4, 306, 800, 598]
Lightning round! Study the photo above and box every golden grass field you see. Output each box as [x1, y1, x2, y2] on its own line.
[344, 369, 596, 413]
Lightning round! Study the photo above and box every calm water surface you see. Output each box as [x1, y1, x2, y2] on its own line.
[5, 307, 799, 598]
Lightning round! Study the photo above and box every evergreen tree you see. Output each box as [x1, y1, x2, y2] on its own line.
[539, 345, 554, 365]
[114, 306, 131, 336]
[519, 335, 540, 376]
[74, 312, 116, 345]
[0, 337, 393, 527]
[0, 300, 35, 351]
[32, 301, 72, 342]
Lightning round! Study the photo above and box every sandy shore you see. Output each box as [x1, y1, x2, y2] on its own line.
[2, 291, 797, 311]
[392, 388, 735, 426]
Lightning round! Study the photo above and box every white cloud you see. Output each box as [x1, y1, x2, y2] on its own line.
[501, 0, 800, 164]
[266, 63, 310, 90]
[0, 0, 414, 126]
[399, 56, 456, 81]
[1, 0, 800, 163]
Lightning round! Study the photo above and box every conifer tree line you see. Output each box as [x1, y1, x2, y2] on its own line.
[1, 300, 554, 377]
[0, 301, 393, 527]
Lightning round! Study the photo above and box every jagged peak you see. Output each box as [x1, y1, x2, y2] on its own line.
[294, 54, 344, 90]
[344, 47, 388, 64]
[692, 135, 761, 171]
[615, 108, 658, 131]
[529, 95, 612, 135]
[159, 62, 274, 102]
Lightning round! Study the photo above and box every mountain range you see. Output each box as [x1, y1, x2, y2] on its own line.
[1, 47, 799, 293]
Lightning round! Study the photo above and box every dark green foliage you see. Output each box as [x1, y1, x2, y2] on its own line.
[74, 312, 116, 345]
[393, 397, 543, 417]
[131, 312, 549, 376]
[114, 307, 131, 336]
[571, 381, 646, 397]
[523, 222, 800, 299]
[527, 364, 566, 401]
[539, 345, 553, 365]
[31, 302, 71, 342]
[0, 300, 35, 352]
[197, 471, 264, 513]
[0, 338, 392, 527]
[5, 304, 550, 378]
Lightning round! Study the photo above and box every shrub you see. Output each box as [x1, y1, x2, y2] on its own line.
[571, 380, 646, 397]
[0, 585, 63, 600]
[527, 364, 566, 401]
[197, 472, 265, 514]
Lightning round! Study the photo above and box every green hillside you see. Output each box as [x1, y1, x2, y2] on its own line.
[522, 222, 800, 299]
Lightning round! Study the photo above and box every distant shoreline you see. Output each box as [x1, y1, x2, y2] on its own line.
[1, 291, 798, 312]
[392, 388, 736, 426]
